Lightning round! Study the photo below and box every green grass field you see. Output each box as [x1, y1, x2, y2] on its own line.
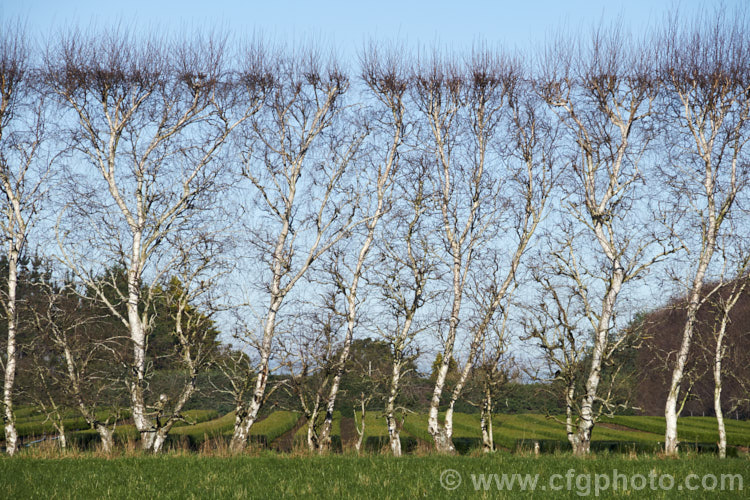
[1, 454, 747, 499]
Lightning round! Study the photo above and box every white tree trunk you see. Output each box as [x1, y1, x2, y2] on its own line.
[715, 369, 726, 459]
[229, 405, 249, 452]
[385, 358, 403, 457]
[152, 429, 169, 454]
[427, 371, 456, 454]
[664, 251, 713, 455]
[306, 401, 322, 451]
[429, 411, 456, 454]
[664, 302, 703, 455]
[96, 424, 114, 454]
[565, 382, 577, 451]
[664, 391, 680, 455]
[386, 416, 401, 457]
[572, 431, 591, 456]
[712, 284, 740, 459]
[229, 369, 266, 452]
[3, 249, 18, 456]
[230, 306, 277, 452]
[568, 376, 589, 456]
[125, 227, 156, 451]
[427, 263, 462, 454]
[128, 311, 152, 449]
[480, 384, 494, 453]
[353, 401, 366, 454]
[57, 432, 67, 450]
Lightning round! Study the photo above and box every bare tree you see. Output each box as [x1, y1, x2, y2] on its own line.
[28, 279, 126, 453]
[522, 267, 590, 451]
[709, 270, 749, 458]
[470, 299, 518, 453]
[463, 73, 556, 453]
[687, 229, 750, 459]
[522, 255, 644, 454]
[0, 23, 49, 456]
[536, 24, 676, 455]
[371, 158, 435, 456]
[270, 46, 409, 454]
[22, 277, 74, 451]
[311, 45, 408, 453]
[658, 9, 750, 455]
[148, 229, 230, 452]
[47, 29, 261, 451]
[275, 293, 344, 451]
[351, 391, 374, 454]
[229, 48, 364, 452]
[413, 48, 551, 453]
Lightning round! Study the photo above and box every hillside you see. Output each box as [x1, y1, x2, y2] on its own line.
[635, 279, 750, 418]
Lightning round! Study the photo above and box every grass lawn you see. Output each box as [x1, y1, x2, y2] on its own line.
[1, 453, 747, 499]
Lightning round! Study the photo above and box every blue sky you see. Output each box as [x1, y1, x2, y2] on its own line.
[1, 0, 739, 361]
[1, 0, 735, 59]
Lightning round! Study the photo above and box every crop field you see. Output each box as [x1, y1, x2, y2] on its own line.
[396, 412, 750, 455]
[6, 406, 750, 456]
[600, 415, 750, 448]
[1, 407, 130, 441]
[5, 407, 302, 450]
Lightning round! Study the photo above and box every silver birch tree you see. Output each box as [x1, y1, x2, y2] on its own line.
[28, 280, 125, 453]
[659, 9, 750, 455]
[0, 23, 49, 456]
[229, 49, 364, 451]
[48, 29, 261, 451]
[373, 160, 435, 456]
[708, 267, 749, 458]
[414, 49, 551, 453]
[313, 46, 406, 453]
[537, 25, 675, 455]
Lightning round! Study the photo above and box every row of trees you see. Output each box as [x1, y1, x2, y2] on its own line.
[1, 9, 749, 456]
[1, 256, 221, 451]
